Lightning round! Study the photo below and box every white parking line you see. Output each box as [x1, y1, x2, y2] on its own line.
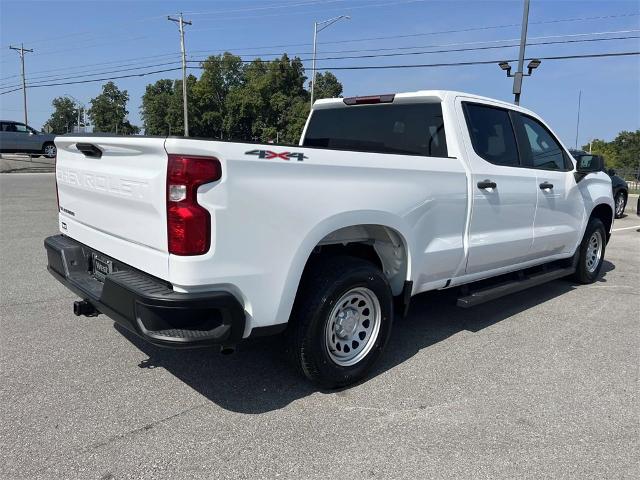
[612, 225, 640, 232]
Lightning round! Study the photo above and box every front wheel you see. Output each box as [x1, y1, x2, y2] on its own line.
[572, 217, 606, 284]
[287, 256, 393, 388]
[42, 142, 57, 158]
[614, 192, 626, 218]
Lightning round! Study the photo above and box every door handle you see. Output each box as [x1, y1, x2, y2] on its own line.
[539, 182, 554, 190]
[477, 180, 497, 189]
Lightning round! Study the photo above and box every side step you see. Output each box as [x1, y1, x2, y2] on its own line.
[456, 266, 575, 308]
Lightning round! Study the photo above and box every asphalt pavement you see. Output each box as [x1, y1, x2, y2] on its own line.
[1, 173, 638, 479]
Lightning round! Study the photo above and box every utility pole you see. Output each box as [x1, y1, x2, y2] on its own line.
[168, 13, 192, 136]
[513, 0, 530, 105]
[9, 43, 33, 126]
[574, 90, 582, 150]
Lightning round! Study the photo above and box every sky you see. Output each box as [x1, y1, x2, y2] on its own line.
[0, 0, 638, 148]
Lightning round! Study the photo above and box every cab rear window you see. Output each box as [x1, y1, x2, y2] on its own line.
[303, 103, 448, 157]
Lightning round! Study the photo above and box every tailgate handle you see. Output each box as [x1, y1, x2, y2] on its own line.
[76, 143, 102, 158]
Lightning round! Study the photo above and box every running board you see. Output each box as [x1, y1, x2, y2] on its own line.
[456, 266, 575, 308]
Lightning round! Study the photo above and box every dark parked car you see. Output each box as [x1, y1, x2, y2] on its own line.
[0, 120, 56, 158]
[570, 150, 628, 218]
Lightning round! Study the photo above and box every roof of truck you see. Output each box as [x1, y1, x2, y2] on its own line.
[313, 89, 538, 117]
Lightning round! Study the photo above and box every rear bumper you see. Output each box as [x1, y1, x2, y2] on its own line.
[44, 234, 246, 348]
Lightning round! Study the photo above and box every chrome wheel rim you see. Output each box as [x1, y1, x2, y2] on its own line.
[586, 230, 603, 273]
[44, 144, 56, 158]
[325, 287, 381, 367]
[615, 195, 625, 216]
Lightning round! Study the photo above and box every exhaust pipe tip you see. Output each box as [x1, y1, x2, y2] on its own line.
[220, 344, 236, 355]
[73, 300, 98, 317]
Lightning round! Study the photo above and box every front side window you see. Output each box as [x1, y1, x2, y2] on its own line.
[303, 102, 448, 157]
[463, 103, 519, 166]
[14, 123, 28, 133]
[519, 115, 568, 170]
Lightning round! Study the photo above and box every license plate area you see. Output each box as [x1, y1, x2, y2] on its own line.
[92, 253, 113, 282]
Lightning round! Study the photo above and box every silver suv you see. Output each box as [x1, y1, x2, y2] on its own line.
[0, 120, 56, 158]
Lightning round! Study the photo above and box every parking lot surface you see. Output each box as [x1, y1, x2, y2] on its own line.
[1, 173, 638, 479]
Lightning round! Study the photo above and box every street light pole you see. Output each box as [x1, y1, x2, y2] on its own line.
[64, 94, 84, 133]
[310, 15, 350, 108]
[168, 13, 192, 137]
[311, 22, 318, 109]
[513, 0, 530, 105]
[9, 43, 33, 126]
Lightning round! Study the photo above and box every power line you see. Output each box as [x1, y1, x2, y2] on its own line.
[2, 33, 636, 91]
[1, 51, 637, 95]
[313, 51, 640, 70]
[0, 61, 183, 89]
[2, 9, 638, 78]
[0, 67, 183, 95]
[2, 33, 638, 91]
[183, 0, 341, 16]
[3, 29, 638, 89]
[0, 52, 182, 83]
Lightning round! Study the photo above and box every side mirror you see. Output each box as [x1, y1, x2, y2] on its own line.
[607, 168, 616, 176]
[576, 155, 603, 174]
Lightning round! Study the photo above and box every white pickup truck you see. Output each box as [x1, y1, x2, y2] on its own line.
[45, 90, 614, 387]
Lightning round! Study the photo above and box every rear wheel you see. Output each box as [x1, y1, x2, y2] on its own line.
[572, 217, 606, 284]
[614, 191, 626, 218]
[287, 256, 393, 388]
[42, 142, 56, 158]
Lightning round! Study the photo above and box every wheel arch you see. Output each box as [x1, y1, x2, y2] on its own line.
[274, 212, 412, 324]
[590, 202, 614, 241]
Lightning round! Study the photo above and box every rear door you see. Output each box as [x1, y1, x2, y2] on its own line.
[459, 100, 538, 274]
[513, 113, 584, 256]
[55, 136, 169, 263]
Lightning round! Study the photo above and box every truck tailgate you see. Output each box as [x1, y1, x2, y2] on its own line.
[55, 136, 169, 270]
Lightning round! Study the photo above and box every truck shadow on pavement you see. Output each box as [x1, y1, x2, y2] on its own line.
[116, 260, 614, 414]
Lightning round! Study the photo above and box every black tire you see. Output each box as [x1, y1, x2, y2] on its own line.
[287, 256, 393, 388]
[614, 191, 626, 219]
[572, 217, 607, 284]
[42, 142, 57, 159]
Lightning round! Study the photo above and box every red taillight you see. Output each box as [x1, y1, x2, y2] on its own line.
[343, 94, 395, 105]
[166, 154, 221, 256]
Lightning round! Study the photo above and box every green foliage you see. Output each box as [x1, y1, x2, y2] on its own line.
[313, 71, 343, 100]
[140, 52, 344, 143]
[43, 97, 79, 134]
[582, 130, 640, 171]
[88, 81, 139, 134]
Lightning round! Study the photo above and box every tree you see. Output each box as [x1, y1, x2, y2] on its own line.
[582, 130, 640, 171]
[312, 72, 343, 100]
[88, 81, 139, 134]
[139, 52, 343, 143]
[191, 53, 244, 138]
[140, 79, 174, 135]
[43, 97, 78, 134]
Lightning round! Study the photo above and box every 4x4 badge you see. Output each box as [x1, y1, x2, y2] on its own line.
[245, 149, 307, 162]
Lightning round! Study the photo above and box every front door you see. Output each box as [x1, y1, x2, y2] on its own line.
[514, 113, 584, 257]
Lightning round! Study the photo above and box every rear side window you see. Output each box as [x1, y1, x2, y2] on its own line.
[303, 103, 448, 157]
[518, 115, 570, 171]
[463, 103, 519, 166]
